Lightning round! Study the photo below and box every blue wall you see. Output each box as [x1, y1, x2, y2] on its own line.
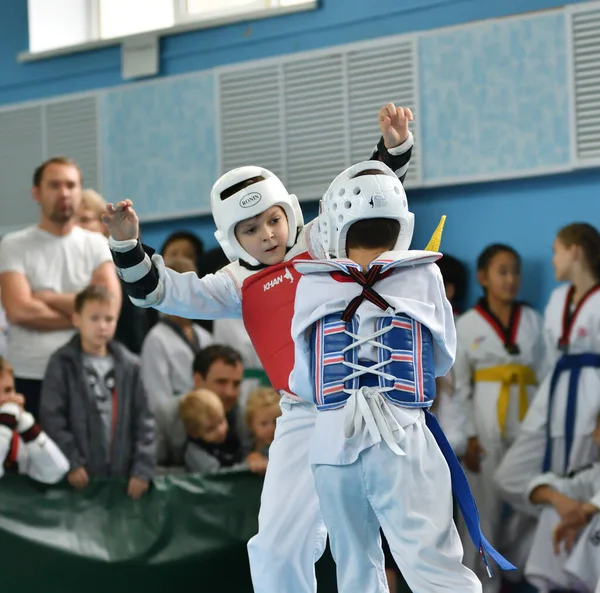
[1, 0, 599, 309]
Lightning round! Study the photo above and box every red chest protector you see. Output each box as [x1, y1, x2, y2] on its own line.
[241, 254, 307, 393]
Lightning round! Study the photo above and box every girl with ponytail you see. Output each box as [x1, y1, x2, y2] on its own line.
[496, 222, 600, 592]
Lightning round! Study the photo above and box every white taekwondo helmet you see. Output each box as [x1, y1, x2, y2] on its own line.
[317, 160, 414, 259]
[211, 166, 304, 266]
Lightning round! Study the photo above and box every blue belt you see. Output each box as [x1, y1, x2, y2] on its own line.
[542, 353, 600, 475]
[357, 362, 515, 576]
[425, 411, 516, 576]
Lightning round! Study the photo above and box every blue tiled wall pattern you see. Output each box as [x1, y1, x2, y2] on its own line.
[419, 12, 570, 182]
[98, 11, 571, 219]
[99, 72, 217, 219]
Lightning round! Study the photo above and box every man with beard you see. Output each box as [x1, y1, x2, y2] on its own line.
[0, 157, 120, 417]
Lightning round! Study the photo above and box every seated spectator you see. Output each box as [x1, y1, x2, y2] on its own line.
[75, 188, 150, 354]
[40, 285, 155, 500]
[154, 345, 251, 471]
[525, 414, 600, 593]
[0, 357, 68, 483]
[140, 257, 213, 411]
[245, 387, 280, 459]
[179, 388, 262, 474]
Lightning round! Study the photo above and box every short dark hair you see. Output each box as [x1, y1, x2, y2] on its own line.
[193, 345, 243, 378]
[346, 218, 400, 252]
[160, 230, 204, 260]
[220, 176, 265, 201]
[33, 157, 83, 187]
[74, 285, 115, 314]
[436, 254, 467, 308]
[345, 168, 400, 252]
[476, 244, 521, 273]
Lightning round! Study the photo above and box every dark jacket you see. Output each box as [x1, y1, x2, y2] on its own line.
[40, 335, 155, 481]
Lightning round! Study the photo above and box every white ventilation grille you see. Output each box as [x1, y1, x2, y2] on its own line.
[571, 6, 600, 162]
[218, 39, 420, 201]
[283, 53, 346, 200]
[218, 65, 285, 180]
[347, 40, 419, 187]
[45, 96, 99, 189]
[0, 106, 44, 232]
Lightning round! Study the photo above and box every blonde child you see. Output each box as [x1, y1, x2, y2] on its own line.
[180, 388, 265, 474]
[245, 387, 281, 457]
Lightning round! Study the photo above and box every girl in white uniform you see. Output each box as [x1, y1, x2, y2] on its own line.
[524, 417, 600, 592]
[454, 244, 547, 591]
[495, 223, 600, 518]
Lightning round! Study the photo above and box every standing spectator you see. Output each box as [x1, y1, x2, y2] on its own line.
[40, 285, 155, 499]
[0, 158, 121, 417]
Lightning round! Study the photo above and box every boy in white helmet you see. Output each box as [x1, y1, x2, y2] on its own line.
[287, 160, 516, 592]
[103, 104, 414, 593]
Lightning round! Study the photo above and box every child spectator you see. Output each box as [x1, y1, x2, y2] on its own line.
[432, 253, 469, 458]
[140, 256, 213, 411]
[40, 285, 155, 500]
[180, 388, 265, 474]
[245, 387, 281, 457]
[0, 356, 69, 483]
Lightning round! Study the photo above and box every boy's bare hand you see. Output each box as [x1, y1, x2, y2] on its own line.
[379, 102, 413, 149]
[246, 452, 268, 475]
[463, 437, 485, 473]
[101, 200, 139, 242]
[68, 467, 89, 490]
[127, 476, 149, 500]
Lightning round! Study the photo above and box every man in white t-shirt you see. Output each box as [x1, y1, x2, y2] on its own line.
[0, 157, 121, 417]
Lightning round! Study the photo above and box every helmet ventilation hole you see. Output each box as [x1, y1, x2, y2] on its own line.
[353, 187, 361, 195]
[394, 186, 400, 194]
[344, 201, 352, 209]
[338, 188, 345, 196]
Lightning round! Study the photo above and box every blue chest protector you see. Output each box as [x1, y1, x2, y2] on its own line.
[311, 311, 516, 576]
[311, 313, 436, 410]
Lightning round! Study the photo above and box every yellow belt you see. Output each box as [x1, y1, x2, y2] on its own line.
[473, 364, 537, 437]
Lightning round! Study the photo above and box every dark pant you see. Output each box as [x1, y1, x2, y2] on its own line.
[14, 378, 42, 419]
